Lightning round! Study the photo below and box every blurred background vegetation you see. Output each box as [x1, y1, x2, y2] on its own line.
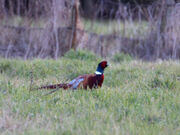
[0, 0, 179, 60]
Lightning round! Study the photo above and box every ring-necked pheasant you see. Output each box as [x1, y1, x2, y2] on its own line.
[38, 61, 108, 91]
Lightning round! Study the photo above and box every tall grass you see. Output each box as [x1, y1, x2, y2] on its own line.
[0, 51, 180, 134]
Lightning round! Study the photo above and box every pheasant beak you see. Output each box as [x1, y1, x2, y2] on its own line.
[106, 63, 109, 68]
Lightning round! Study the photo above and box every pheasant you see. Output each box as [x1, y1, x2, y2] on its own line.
[38, 61, 108, 91]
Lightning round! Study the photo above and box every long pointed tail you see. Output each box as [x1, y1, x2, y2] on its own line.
[38, 83, 69, 90]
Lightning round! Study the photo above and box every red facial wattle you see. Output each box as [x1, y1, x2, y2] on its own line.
[100, 61, 108, 69]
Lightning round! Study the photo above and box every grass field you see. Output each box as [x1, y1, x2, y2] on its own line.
[0, 16, 149, 38]
[0, 50, 180, 135]
[83, 19, 149, 38]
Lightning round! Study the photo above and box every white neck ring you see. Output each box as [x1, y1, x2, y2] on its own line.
[95, 71, 102, 75]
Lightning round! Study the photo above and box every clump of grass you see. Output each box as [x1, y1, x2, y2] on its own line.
[149, 72, 177, 89]
[64, 49, 99, 61]
[0, 60, 12, 73]
[111, 53, 133, 63]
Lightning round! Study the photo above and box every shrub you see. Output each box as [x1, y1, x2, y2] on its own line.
[64, 50, 99, 61]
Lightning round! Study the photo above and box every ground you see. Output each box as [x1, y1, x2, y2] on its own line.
[0, 51, 180, 135]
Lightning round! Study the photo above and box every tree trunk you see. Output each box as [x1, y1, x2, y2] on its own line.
[160, 0, 175, 34]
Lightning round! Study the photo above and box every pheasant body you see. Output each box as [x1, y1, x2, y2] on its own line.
[39, 61, 108, 90]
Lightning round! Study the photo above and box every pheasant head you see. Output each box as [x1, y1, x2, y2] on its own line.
[95, 61, 108, 75]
